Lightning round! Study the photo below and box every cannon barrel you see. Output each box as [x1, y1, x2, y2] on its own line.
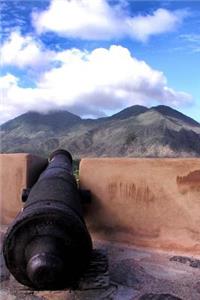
[3, 149, 92, 290]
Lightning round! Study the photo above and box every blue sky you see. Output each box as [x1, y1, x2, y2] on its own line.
[0, 0, 200, 124]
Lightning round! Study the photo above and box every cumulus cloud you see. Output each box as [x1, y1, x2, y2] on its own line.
[33, 0, 121, 40]
[0, 45, 192, 124]
[32, 0, 187, 42]
[0, 31, 55, 68]
[126, 8, 187, 42]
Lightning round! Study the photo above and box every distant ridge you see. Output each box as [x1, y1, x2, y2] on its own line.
[1, 105, 200, 157]
[110, 105, 148, 120]
[1, 110, 81, 132]
[150, 105, 199, 127]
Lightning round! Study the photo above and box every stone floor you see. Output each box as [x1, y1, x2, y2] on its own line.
[1, 226, 200, 300]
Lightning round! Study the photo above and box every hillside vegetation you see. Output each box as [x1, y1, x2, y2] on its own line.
[1, 105, 200, 158]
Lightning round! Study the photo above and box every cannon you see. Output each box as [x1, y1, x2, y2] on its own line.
[3, 149, 93, 290]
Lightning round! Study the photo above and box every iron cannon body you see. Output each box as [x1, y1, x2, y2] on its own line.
[3, 149, 92, 290]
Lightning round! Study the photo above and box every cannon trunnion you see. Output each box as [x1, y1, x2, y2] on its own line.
[3, 149, 92, 290]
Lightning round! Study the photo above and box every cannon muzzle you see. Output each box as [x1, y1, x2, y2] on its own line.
[3, 149, 92, 290]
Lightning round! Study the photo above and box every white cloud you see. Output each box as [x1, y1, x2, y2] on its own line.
[0, 31, 54, 68]
[0, 45, 192, 124]
[126, 8, 187, 42]
[32, 0, 187, 42]
[32, 0, 122, 40]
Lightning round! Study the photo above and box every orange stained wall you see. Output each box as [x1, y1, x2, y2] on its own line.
[0, 154, 47, 225]
[1, 154, 200, 254]
[79, 158, 200, 254]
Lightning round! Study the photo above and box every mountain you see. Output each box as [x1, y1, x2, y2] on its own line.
[1, 110, 81, 132]
[151, 105, 200, 127]
[110, 105, 148, 120]
[1, 105, 200, 158]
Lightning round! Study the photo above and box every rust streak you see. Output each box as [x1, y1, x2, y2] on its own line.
[177, 170, 200, 194]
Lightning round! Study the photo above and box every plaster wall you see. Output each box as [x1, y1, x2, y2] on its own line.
[0, 154, 47, 224]
[80, 158, 200, 254]
[1, 154, 200, 253]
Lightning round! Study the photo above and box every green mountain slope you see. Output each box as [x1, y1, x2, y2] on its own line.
[1, 105, 200, 158]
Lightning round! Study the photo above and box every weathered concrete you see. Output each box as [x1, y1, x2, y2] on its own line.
[80, 158, 200, 254]
[0, 154, 47, 224]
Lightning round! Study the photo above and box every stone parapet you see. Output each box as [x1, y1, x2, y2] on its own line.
[1, 154, 200, 253]
[0, 154, 47, 224]
[79, 158, 200, 254]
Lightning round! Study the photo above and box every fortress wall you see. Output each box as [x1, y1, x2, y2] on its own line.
[0, 154, 47, 224]
[80, 158, 200, 254]
[1, 154, 200, 253]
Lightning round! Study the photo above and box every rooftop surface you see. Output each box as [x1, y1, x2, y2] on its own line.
[1, 226, 200, 300]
